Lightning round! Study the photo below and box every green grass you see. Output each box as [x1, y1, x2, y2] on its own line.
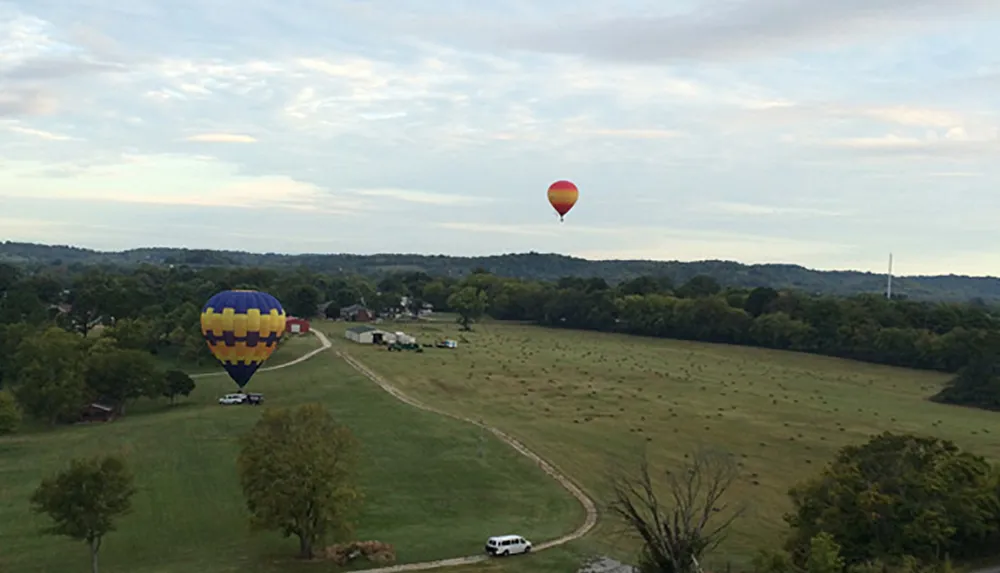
[328, 320, 1000, 567]
[0, 347, 583, 573]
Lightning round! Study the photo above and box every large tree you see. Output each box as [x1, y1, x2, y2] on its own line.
[785, 432, 1000, 565]
[161, 369, 196, 405]
[12, 327, 91, 424]
[447, 286, 488, 331]
[237, 403, 363, 559]
[608, 448, 746, 573]
[30, 454, 136, 573]
[84, 339, 163, 414]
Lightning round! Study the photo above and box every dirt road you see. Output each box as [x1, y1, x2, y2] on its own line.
[337, 349, 598, 573]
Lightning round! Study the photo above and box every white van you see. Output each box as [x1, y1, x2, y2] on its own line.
[484, 535, 532, 556]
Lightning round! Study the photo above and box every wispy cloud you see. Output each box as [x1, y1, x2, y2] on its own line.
[184, 133, 257, 143]
[566, 127, 684, 139]
[701, 202, 843, 217]
[5, 124, 75, 140]
[353, 188, 492, 206]
[494, 0, 1000, 63]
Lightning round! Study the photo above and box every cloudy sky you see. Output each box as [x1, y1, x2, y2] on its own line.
[1, 0, 998, 275]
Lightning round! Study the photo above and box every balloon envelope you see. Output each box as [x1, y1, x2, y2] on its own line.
[547, 180, 579, 221]
[200, 290, 286, 389]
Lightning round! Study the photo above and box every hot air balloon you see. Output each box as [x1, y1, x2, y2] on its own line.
[200, 289, 286, 390]
[547, 180, 578, 222]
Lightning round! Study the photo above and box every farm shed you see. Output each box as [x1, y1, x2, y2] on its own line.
[345, 325, 386, 344]
[286, 317, 311, 334]
[340, 304, 373, 322]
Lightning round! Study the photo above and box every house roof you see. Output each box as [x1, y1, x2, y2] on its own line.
[287, 316, 309, 323]
[346, 325, 377, 334]
[341, 304, 369, 312]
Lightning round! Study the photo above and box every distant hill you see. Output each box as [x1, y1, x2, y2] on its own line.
[4, 240, 1000, 302]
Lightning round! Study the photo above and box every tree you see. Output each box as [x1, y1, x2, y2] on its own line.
[608, 448, 745, 573]
[0, 389, 21, 434]
[237, 403, 363, 559]
[30, 454, 136, 573]
[103, 317, 158, 353]
[744, 287, 780, 318]
[447, 287, 488, 331]
[161, 370, 196, 404]
[785, 432, 999, 566]
[84, 340, 163, 414]
[931, 353, 1000, 411]
[280, 285, 321, 318]
[806, 533, 845, 573]
[66, 270, 118, 336]
[13, 327, 91, 424]
[675, 275, 721, 298]
[0, 321, 33, 388]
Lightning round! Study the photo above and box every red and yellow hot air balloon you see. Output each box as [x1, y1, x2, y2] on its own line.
[547, 180, 578, 222]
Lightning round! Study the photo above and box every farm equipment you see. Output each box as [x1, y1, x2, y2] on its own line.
[387, 342, 423, 352]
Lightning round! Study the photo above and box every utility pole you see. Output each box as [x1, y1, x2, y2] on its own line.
[886, 253, 893, 299]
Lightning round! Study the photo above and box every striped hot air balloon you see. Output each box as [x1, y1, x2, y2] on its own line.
[200, 290, 286, 389]
[547, 180, 579, 222]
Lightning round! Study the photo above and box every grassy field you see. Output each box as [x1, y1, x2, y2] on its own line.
[328, 319, 1000, 567]
[0, 342, 583, 573]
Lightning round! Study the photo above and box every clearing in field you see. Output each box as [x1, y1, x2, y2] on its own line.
[0, 345, 583, 573]
[331, 320, 1000, 565]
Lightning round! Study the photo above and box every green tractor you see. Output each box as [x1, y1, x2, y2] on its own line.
[387, 342, 423, 352]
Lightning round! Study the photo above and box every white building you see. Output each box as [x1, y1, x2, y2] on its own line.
[345, 325, 387, 344]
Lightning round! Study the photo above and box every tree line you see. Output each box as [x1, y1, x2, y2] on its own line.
[3, 262, 998, 412]
[7, 241, 1000, 302]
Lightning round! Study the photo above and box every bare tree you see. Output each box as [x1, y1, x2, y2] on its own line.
[608, 448, 746, 573]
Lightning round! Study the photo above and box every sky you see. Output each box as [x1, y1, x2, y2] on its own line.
[1, 0, 999, 276]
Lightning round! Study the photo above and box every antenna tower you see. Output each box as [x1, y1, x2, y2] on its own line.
[886, 253, 893, 299]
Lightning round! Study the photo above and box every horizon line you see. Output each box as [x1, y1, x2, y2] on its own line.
[3, 240, 999, 281]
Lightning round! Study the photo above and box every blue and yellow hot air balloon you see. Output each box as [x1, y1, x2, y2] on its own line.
[200, 290, 286, 389]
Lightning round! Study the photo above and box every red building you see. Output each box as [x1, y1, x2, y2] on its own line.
[285, 317, 311, 334]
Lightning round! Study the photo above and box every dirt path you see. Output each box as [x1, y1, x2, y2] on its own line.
[191, 329, 332, 379]
[337, 349, 598, 573]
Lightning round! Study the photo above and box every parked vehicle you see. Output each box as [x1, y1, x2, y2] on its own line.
[219, 393, 246, 405]
[245, 393, 264, 405]
[484, 535, 532, 557]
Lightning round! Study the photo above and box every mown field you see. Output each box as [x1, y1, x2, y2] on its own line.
[328, 319, 1000, 566]
[0, 335, 583, 573]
